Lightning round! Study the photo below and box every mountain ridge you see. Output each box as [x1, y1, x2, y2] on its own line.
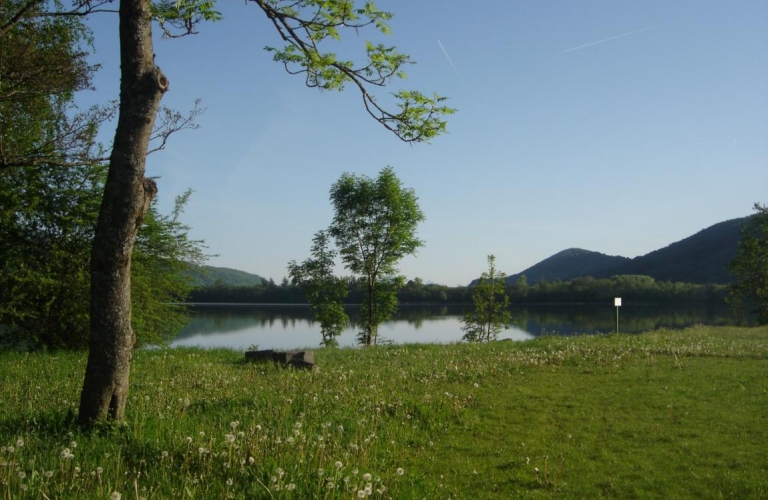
[503, 216, 748, 286]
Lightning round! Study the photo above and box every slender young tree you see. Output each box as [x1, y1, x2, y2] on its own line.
[328, 167, 424, 346]
[728, 203, 768, 324]
[288, 230, 349, 347]
[462, 255, 512, 342]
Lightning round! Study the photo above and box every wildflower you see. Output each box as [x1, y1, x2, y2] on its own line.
[7, 446, 14, 453]
[96, 467, 103, 474]
[276, 467, 285, 477]
[16, 438, 23, 448]
[248, 457, 255, 465]
[199, 431, 205, 437]
[185, 437, 193, 445]
[294, 422, 302, 429]
[270, 476, 277, 483]
[44, 471, 53, 478]
[335, 461, 343, 469]
[286, 483, 296, 491]
[286, 437, 295, 444]
[363, 473, 372, 481]
[317, 435, 324, 442]
[60, 448, 72, 459]
[225, 434, 236, 443]
[255, 425, 262, 432]
[326, 482, 335, 489]
[357, 490, 367, 498]
[18, 471, 26, 479]
[161, 451, 169, 459]
[226, 478, 233, 486]
[317, 468, 324, 476]
[229, 421, 239, 430]
[293, 429, 300, 437]
[74, 466, 81, 474]
[396, 467, 404, 476]
[110, 492, 121, 500]
[70, 441, 77, 449]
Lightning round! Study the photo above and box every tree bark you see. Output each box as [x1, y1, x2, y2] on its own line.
[78, 0, 167, 426]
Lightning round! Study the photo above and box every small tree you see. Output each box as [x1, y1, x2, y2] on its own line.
[328, 167, 424, 346]
[728, 203, 768, 324]
[288, 231, 349, 347]
[462, 255, 512, 342]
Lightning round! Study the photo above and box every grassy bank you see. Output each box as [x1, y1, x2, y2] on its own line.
[1, 326, 767, 499]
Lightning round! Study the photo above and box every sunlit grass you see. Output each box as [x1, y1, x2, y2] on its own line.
[1, 325, 766, 499]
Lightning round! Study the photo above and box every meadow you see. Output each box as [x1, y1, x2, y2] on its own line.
[1, 325, 766, 499]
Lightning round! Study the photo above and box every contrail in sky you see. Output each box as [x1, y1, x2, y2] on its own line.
[437, 39, 463, 81]
[561, 23, 665, 53]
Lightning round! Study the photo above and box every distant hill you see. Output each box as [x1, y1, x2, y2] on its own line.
[499, 216, 749, 286]
[185, 265, 266, 288]
[504, 248, 629, 285]
[593, 217, 748, 284]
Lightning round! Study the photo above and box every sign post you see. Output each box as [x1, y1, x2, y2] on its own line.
[614, 297, 622, 333]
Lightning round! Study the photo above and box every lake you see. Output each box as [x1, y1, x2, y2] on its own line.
[170, 303, 735, 350]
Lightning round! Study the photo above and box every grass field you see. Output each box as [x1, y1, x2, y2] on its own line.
[1, 326, 766, 499]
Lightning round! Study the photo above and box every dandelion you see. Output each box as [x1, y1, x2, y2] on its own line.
[74, 466, 81, 474]
[60, 448, 72, 459]
[357, 490, 367, 498]
[18, 471, 26, 479]
[226, 478, 233, 486]
[96, 467, 103, 474]
[294, 422, 302, 429]
[293, 429, 300, 437]
[44, 470, 53, 478]
[161, 451, 169, 459]
[255, 425, 262, 432]
[335, 461, 343, 469]
[286, 437, 295, 444]
[363, 473, 372, 481]
[248, 457, 255, 465]
[317, 468, 324, 476]
[317, 435, 324, 442]
[229, 421, 239, 430]
[70, 441, 77, 449]
[270, 476, 277, 484]
[286, 483, 296, 491]
[327, 482, 335, 489]
[199, 431, 205, 437]
[16, 438, 23, 448]
[185, 437, 193, 445]
[396, 467, 404, 476]
[225, 434, 236, 443]
[110, 492, 121, 500]
[7, 446, 15, 453]
[276, 467, 285, 477]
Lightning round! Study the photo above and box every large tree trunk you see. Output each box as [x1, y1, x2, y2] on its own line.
[78, 0, 167, 426]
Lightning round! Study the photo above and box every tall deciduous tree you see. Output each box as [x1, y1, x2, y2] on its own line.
[328, 167, 424, 346]
[4, 0, 451, 425]
[728, 203, 768, 324]
[288, 230, 349, 347]
[462, 255, 512, 342]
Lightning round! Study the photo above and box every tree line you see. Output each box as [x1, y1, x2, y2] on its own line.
[189, 273, 729, 306]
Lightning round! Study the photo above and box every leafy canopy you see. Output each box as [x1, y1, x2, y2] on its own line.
[328, 166, 424, 345]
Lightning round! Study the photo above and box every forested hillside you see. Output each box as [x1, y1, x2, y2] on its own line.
[504, 216, 748, 286]
[185, 265, 265, 288]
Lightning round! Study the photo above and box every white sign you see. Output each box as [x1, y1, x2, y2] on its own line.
[614, 298, 622, 307]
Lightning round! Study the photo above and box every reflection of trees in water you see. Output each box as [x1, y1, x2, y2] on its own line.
[518, 304, 733, 335]
[176, 303, 735, 340]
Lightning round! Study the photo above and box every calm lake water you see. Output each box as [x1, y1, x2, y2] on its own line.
[170, 303, 735, 351]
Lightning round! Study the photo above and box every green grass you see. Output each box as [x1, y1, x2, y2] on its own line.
[1, 326, 767, 499]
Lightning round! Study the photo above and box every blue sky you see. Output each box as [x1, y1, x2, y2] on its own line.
[80, 0, 768, 286]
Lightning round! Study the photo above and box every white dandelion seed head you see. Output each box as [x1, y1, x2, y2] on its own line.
[286, 483, 296, 491]
[363, 473, 372, 481]
[70, 441, 77, 448]
[185, 436, 193, 444]
[248, 456, 255, 465]
[44, 470, 53, 478]
[225, 434, 236, 443]
[357, 489, 367, 498]
[16, 438, 23, 447]
[18, 471, 26, 479]
[335, 461, 343, 469]
[396, 467, 405, 476]
[110, 492, 121, 500]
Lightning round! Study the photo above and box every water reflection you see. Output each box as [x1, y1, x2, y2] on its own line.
[171, 303, 734, 351]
